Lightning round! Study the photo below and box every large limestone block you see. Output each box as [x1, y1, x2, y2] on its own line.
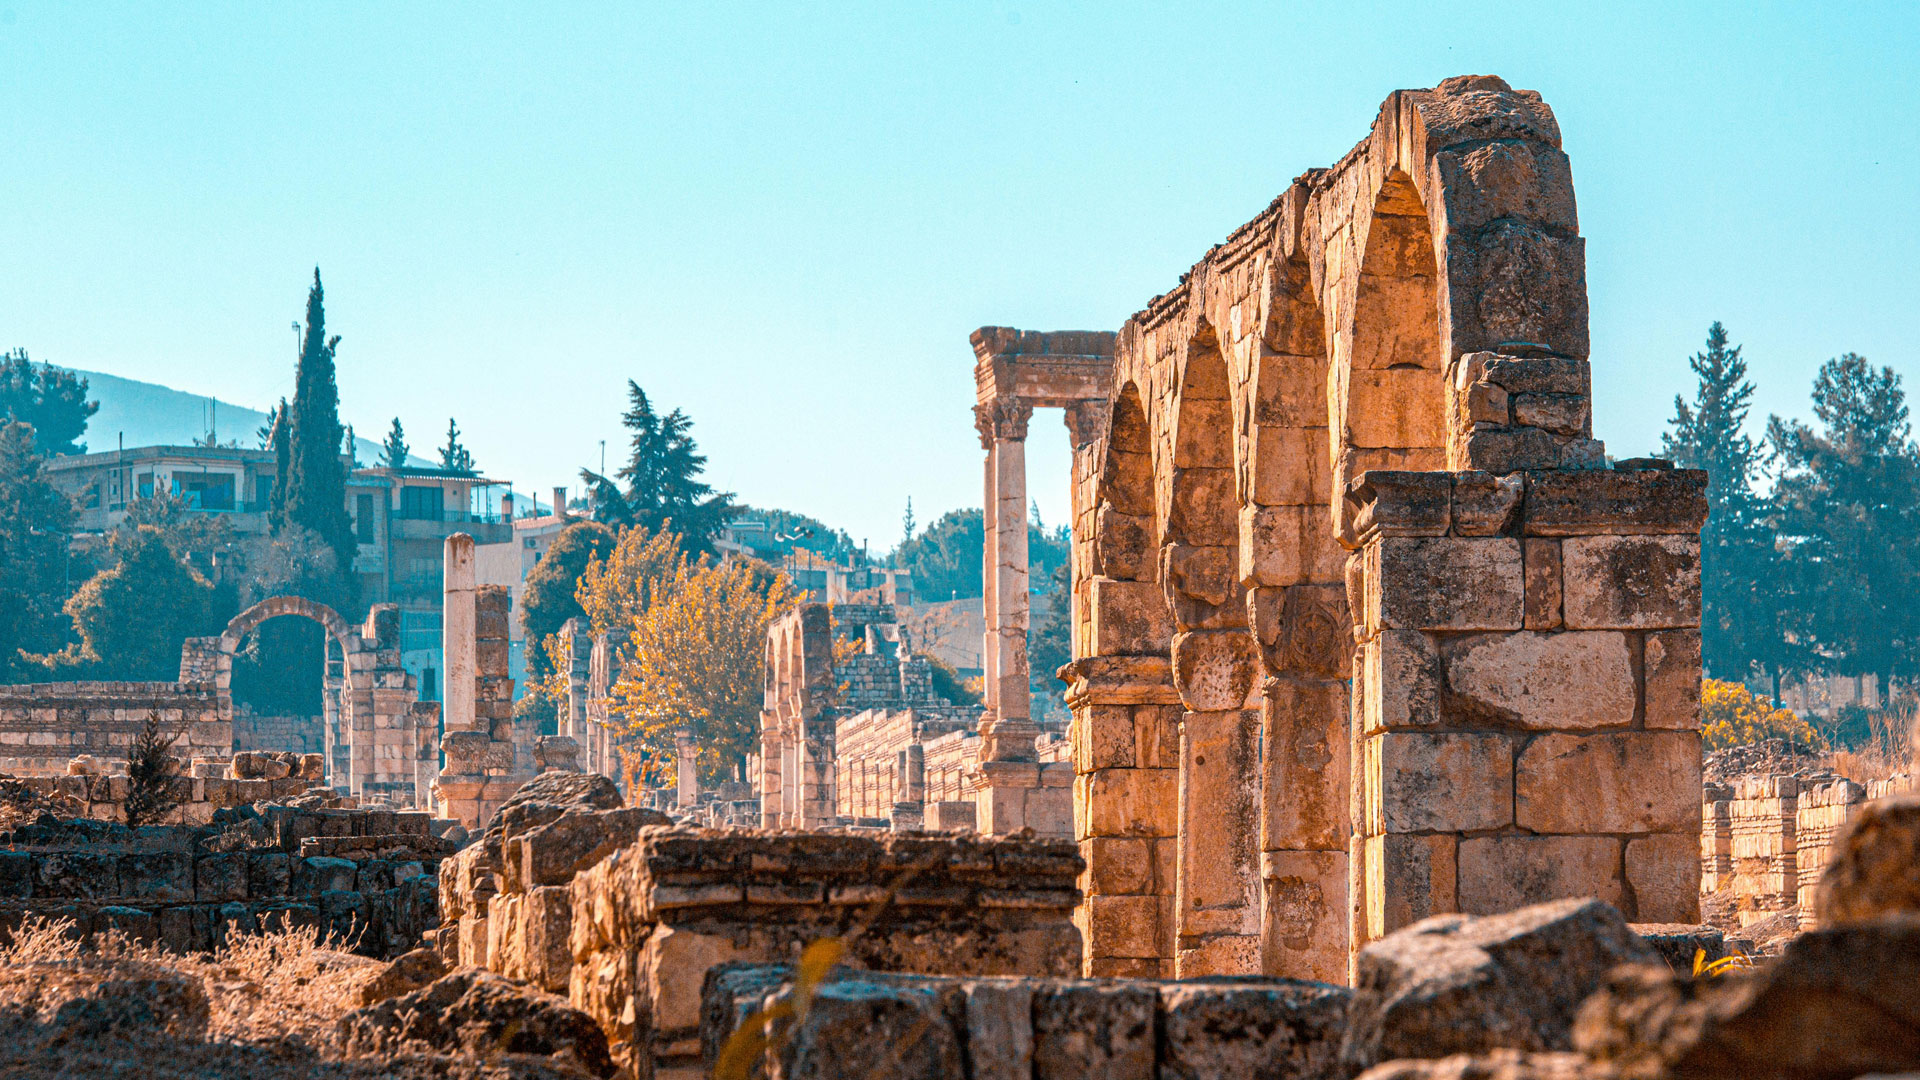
[1642, 630, 1701, 729]
[1362, 834, 1458, 940]
[1089, 578, 1174, 657]
[1456, 836, 1623, 915]
[1521, 467, 1708, 537]
[1340, 897, 1658, 1073]
[1094, 507, 1155, 581]
[1169, 467, 1237, 547]
[1363, 630, 1440, 733]
[1086, 894, 1161, 959]
[1262, 677, 1350, 852]
[1159, 979, 1351, 1080]
[1433, 139, 1579, 234]
[1560, 535, 1700, 630]
[1575, 919, 1920, 1080]
[1368, 732, 1513, 834]
[1252, 585, 1351, 680]
[1260, 849, 1350, 985]
[1442, 631, 1634, 730]
[1515, 732, 1701, 834]
[1250, 424, 1330, 506]
[1814, 794, 1920, 926]
[785, 977, 966, 1080]
[1625, 833, 1700, 924]
[1082, 767, 1177, 838]
[1172, 631, 1259, 711]
[1031, 981, 1157, 1080]
[1178, 709, 1262, 934]
[1082, 836, 1152, 896]
[1368, 537, 1524, 632]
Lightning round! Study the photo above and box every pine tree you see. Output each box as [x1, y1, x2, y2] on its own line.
[901, 497, 915, 548]
[1659, 323, 1781, 683]
[279, 270, 355, 578]
[0, 421, 75, 677]
[578, 381, 734, 553]
[1768, 353, 1920, 693]
[382, 418, 409, 468]
[439, 418, 475, 474]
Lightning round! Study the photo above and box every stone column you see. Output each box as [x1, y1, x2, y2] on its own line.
[676, 730, 699, 808]
[443, 534, 477, 733]
[974, 397, 1037, 767]
[890, 745, 925, 832]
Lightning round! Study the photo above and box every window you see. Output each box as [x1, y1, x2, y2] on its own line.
[85, 482, 101, 509]
[421, 667, 438, 702]
[356, 494, 375, 544]
[172, 472, 236, 511]
[400, 485, 445, 520]
[137, 473, 153, 499]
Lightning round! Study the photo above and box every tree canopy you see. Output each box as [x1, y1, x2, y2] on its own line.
[0, 349, 96, 456]
[56, 525, 218, 681]
[439, 417, 475, 475]
[0, 421, 76, 677]
[519, 520, 617, 672]
[580, 381, 734, 554]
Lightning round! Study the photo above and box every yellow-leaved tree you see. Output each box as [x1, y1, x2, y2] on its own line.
[1701, 678, 1824, 751]
[578, 527, 796, 787]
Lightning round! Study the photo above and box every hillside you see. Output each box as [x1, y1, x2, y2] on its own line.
[62, 367, 417, 465]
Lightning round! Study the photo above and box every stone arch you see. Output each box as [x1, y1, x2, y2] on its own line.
[1329, 168, 1449, 544]
[1165, 326, 1244, 635]
[1092, 382, 1154, 582]
[213, 596, 362, 787]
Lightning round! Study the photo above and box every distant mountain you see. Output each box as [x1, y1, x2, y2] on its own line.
[61, 367, 425, 466]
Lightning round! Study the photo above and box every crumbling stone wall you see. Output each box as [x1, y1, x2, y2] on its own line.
[441, 812, 1083, 1079]
[1060, 75, 1709, 983]
[0, 803, 452, 957]
[1712, 770, 1913, 929]
[4, 768, 318, 825]
[0, 681, 229, 776]
[761, 601, 994, 832]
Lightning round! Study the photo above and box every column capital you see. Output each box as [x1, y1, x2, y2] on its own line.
[974, 396, 1034, 448]
[1064, 398, 1110, 449]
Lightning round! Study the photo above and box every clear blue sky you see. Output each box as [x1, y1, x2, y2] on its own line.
[3, 3, 1916, 549]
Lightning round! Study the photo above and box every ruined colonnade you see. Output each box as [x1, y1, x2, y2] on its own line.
[1006, 76, 1709, 981]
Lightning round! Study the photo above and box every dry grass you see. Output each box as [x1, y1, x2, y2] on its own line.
[0, 917, 585, 1079]
[1821, 705, 1917, 784]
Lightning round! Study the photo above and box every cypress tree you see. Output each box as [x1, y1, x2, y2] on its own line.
[268, 398, 289, 524]
[279, 270, 355, 578]
[439, 418, 475, 475]
[1659, 323, 1781, 683]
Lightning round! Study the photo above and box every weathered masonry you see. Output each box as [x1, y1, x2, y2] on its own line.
[1049, 75, 1708, 981]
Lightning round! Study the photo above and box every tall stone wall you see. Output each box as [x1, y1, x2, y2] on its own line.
[1061, 75, 1708, 983]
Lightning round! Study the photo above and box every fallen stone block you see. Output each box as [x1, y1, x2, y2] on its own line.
[339, 968, 614, 1078]
[352, 945, 448, 1007]
[1340, 897, 1658, 1072]
[1575, 915, 1920, 1080]
[1158, 978, 1350, 1080]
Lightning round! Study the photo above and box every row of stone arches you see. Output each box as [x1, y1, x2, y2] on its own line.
[1067, 76, 1606, 982]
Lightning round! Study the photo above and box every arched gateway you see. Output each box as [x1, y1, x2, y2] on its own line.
[179, 596, 441, 806]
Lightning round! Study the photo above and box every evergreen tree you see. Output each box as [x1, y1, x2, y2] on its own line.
[579, 381, 734, 553]
[0, 421, 75, 679]
[382, 418, 409, 468]
[0, 349, 97, 456]
[1768, 353, 1920, 692]
[267, 397, 289, 523]
[439, 418, 476, 474]
[901, 497, 915, 548]
[279, 271, 355, 579]
[1659, 323, 1782, 683]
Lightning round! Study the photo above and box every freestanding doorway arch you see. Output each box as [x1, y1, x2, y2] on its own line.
[198, 596, 439, 805]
